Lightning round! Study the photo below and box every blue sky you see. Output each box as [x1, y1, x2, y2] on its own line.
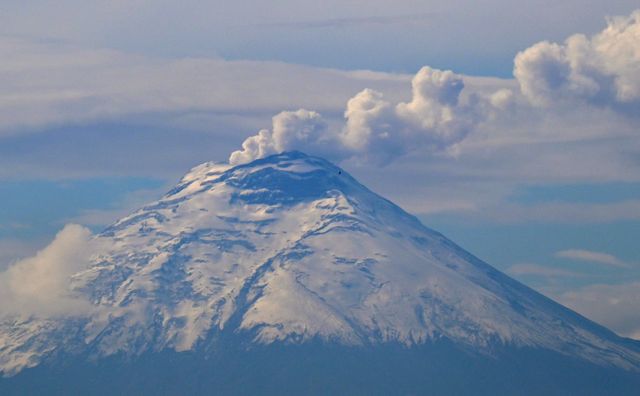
[1, 1, 639, 339]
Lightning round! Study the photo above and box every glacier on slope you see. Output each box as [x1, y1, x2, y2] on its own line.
[0, 151, 639, 379]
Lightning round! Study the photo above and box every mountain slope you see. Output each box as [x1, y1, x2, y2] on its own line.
[1, 151, 639, 394]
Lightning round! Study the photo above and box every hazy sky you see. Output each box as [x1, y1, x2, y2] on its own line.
[1, 1, 639, 339]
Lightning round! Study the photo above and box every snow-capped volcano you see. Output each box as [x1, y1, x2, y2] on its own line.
[1, 152, 639, 394]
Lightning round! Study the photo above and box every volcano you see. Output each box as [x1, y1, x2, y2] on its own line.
[1, 151, 639, 395]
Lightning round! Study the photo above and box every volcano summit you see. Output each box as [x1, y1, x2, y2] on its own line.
[1, 152, 639, 395]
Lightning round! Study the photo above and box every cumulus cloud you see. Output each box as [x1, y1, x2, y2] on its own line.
[514, 10, 640, 112]
[229, 109, 337, 165]
[230, 66, 501, 165]
[0, 224, 96, 318]
[555, 249, 632, 268]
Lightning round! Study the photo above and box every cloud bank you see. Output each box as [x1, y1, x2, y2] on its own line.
[0, 35, 414, 136]
[507, 263, 584, 278]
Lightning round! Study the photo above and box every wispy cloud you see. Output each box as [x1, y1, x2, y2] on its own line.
[437, 200, 640, 224]
[0, 222, 31, 231]
[0, 35, 414, 136]
[555, 249, 633, 268]
[507, 263, 585, 278]
[255, 13, 435, 29]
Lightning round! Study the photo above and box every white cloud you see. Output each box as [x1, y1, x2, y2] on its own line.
[230, 66, 502, 165]
[340, 88, 399, 163]
[514, 10, 640, 113]
[557, 282, 640, 340]
[555, 249, 632, 268]
[229, 109, 340, 165]
[0, 224, 96, 318]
